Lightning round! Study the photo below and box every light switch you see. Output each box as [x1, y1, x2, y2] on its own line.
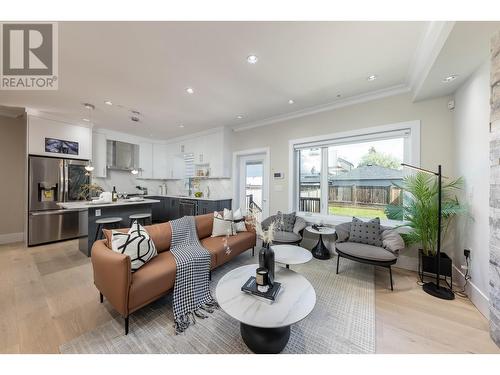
[96, 209, 101, 217]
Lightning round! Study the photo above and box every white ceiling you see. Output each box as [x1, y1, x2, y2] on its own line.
[0, 21, 498, 138]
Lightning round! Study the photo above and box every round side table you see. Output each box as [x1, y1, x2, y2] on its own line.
[305, 225, 336, 260]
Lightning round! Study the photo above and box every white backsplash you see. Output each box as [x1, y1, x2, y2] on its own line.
[92, 170, 232, 199]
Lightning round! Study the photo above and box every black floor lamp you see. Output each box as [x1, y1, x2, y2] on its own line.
[401, 163, 455, 300]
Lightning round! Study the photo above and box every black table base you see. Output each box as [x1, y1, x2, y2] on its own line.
[311, 234, 331, 260]
[240, 323, 291, 354]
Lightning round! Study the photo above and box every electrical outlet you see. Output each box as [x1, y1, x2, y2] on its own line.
[464, 249, 471, 258]
[96, 209, 101, 217]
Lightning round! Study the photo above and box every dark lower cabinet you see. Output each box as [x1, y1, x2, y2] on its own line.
[149, 196, 232, 222]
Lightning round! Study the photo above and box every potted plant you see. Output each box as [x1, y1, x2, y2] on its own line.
[385, 171, 465, 282]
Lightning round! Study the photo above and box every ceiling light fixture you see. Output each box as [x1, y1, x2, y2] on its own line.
[288, 99, 295, 104]
[247, 54, 258, 64]
[442, 74, 458, 83]
[186, 87, 194, 94]
[367, 75, 377, 82]
[82, 118, 90, 122]
[336, 94, 342, 98]
[236, 115, 244, 120]
[131, 116, 140, 123]
[104, 100, 113, 106]
[178, 124, 185, 128]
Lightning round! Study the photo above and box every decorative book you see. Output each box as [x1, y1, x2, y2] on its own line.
[241, 276, 282, 302]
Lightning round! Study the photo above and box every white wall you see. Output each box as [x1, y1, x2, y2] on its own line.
[453, 61, 491, 317]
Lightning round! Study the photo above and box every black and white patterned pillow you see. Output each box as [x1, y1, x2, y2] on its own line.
[278, 211, 296, 232]
[348, 217, 383, 247]
[111, 221, 157, 272]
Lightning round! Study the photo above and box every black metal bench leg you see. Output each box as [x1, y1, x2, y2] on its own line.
[99, 292, 103, 303]
[389, 266, 394, 291]
[125, 316, 129, 335]
[336, 254, 340, 274]
[252, 246, 255, 257]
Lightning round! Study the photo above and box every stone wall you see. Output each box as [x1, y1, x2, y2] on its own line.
[490, 30, 500, 347]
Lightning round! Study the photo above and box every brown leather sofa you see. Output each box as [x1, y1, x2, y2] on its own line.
[91, 213, 256, 334]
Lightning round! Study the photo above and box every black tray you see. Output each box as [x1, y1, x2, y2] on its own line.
[241, 276, 282, 301]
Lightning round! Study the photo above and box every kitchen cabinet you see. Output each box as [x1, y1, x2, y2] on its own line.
[152, 144, 168, 179]
[138, 142, 153, 179]
[196, 199, 232, 214]
[92, 132, 107, 178]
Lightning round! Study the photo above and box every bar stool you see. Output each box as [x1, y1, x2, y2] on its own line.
[129, 213, 152, 227]
[94, 217, 123, 243]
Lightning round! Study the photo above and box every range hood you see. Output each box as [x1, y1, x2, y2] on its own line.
[106, 140, 139, 171]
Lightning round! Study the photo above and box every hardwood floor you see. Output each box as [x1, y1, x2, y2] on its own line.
[0, 240, 498, 354]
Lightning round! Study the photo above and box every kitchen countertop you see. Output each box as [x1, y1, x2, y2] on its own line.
[57, 198, 161, 210]
[144, 194, 232, 201]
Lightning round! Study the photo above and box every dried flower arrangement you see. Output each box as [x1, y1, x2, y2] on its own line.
[245, 206, 282, 246]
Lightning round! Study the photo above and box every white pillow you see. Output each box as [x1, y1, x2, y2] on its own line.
[111, 221, 157, 272]
[223, 208, 233, 220]
[212, 211, 235, 237]
[232, 208, 247, 232]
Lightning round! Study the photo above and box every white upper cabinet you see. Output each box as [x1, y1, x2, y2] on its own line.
[138, 142, 153, 179]
[92, 132, 107, 178]
[152, 144, 168, 179]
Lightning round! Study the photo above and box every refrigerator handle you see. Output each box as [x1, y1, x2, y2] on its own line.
[63, 160, 69, 202]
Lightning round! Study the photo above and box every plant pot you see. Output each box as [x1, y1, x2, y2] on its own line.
[418, 249, 453, 282]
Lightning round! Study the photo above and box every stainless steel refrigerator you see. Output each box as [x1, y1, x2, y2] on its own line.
[28, 155, 89, 246]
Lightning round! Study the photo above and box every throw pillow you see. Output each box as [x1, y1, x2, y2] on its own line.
[278, 211, 296, 232]
[335, 222, 351, 242]
[382, 229, 405, 254]
[211, 211, 235, 237]
[232, 208, 247, 232]
[348, 217, 383, 247]
[111, 221, 157, 272]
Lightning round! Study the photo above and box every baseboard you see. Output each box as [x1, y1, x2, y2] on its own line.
[393, 253, 418, 272]
[0, 232, 24, 244]
[452, 264, 490, 319]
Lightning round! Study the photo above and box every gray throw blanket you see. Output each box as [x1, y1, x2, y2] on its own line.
[169, 216, 218, 334]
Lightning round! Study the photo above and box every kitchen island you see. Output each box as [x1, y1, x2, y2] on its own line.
[58, 198, 160, 256]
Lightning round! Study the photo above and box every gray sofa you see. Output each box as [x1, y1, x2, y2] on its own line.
[334, 221, 405, 290]
[261, 212, 307, 245]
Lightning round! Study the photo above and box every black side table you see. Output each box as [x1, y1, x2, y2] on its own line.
[306, 226, 336, 260]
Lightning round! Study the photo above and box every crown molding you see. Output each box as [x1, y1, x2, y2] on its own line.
[408, 21, 455, 100]
[232, 83, 410, 133]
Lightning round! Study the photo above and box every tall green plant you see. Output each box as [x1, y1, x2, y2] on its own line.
[384, 171, 465, 256]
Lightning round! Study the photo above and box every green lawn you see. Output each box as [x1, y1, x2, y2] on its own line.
[328, 205, 387, 219]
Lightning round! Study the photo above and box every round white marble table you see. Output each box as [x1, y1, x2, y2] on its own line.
[271, 244, 312, 269]
[216, 264, 316, 353]
[305, 225, 336, 260]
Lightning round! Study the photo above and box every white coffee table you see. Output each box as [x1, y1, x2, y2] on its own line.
[216, 264, 316, 354]
[305, 225, 336, 260]
[271, 244, 312, 269]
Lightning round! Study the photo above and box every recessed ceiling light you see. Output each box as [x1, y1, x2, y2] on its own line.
[288, 99, 295, 104]
[131, 116, 140, 123]
[82, 118, 90, 122]
[247, 55, 258, 64]
[367, 75, 377, 82]
[186, 87, 194, 94]
[442, 74, 458, 83]
[236, 115, 244, 120]
[104, 100, 113, 106]
[178, 124, 185, 128]
[83, 103, 95, 110]
[336, 94, 342, 98]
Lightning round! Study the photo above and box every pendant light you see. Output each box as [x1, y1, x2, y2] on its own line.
[84, 103, 95, 172]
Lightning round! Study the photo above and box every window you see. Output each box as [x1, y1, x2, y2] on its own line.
[293, 124, 417, 222]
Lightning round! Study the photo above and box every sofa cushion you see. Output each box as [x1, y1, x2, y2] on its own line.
[335, 222, 351, 242]
[195, 213, 214, 239]
[336, 242, 397, 262]
[348, 217, 383, 247]
[382, 229, 405, 253]
[111, 222, 158, 272]
[128, 251, 176, 312]
[201, 231, 256, 267]
[273, 230, 302, 244]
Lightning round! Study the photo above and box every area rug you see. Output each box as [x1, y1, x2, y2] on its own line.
[60, 251, 375, 354]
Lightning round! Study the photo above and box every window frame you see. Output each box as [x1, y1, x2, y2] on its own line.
[288, 120, 420, 225]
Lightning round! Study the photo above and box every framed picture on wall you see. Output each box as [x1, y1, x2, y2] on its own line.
[45, 138, 79, 155]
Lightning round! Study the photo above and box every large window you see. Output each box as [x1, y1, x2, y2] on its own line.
[294, 125, 416, 221]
